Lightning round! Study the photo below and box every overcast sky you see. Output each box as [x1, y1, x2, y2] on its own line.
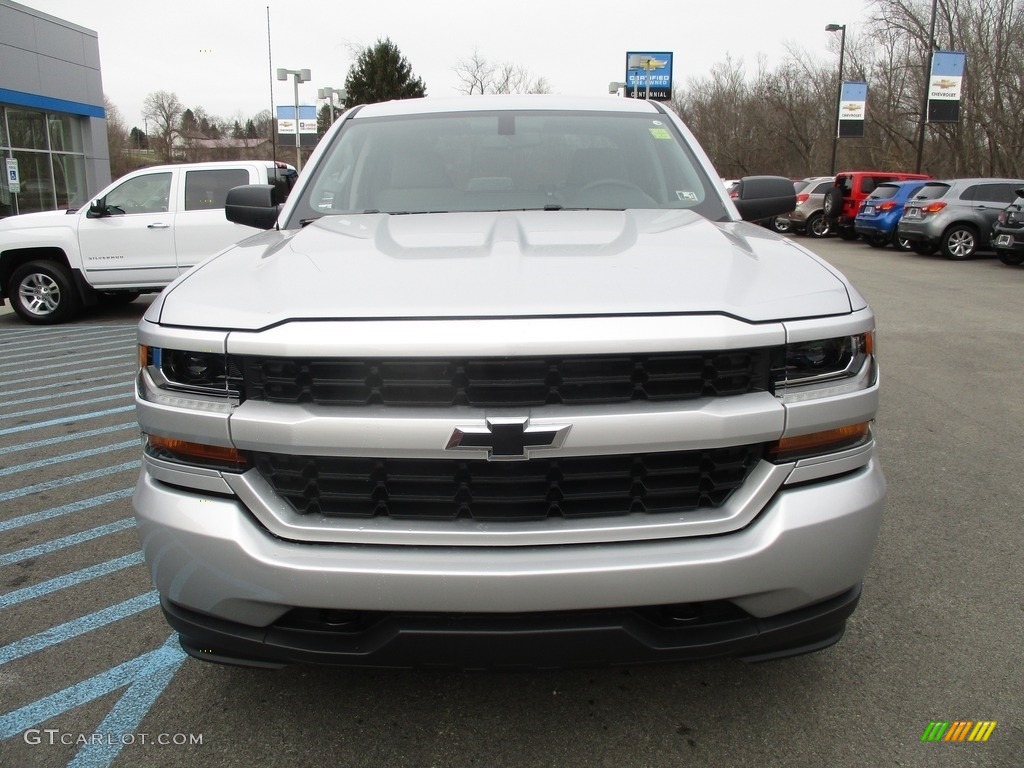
[22, 0, 871, 127]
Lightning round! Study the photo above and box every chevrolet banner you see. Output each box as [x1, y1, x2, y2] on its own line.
[838, 81, 867, 138]
[927, 51, 966, 123]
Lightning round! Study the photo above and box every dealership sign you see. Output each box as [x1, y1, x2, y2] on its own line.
[838, 81, 867, 138]
[276, 105, 318, 148]
[624, 52, 673, 101]
[927, 51, 966, 123]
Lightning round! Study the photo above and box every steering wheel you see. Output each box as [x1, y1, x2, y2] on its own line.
[580, 178, 648, 195]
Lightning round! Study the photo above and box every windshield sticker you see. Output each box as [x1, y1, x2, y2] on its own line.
[676, 191, 698, 201]
[648, 127, 671, 139]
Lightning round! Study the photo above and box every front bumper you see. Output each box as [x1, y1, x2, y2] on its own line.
[993, 228, 1024, 253]
[132, 454, 886, 667]
[162, 584, 864, 669]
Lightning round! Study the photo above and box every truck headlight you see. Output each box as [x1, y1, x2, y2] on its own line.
[774, 332, 875, 403]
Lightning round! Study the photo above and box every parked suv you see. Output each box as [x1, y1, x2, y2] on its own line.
[853, 179, 929, 250]
[133, 96, 884, 669]
[0, 160, 298, 324]
[823, 171, 931, 240]
[780, 176, 835, 238]
[992, 187, 1024, 265]
[897, 178, 1024, 259]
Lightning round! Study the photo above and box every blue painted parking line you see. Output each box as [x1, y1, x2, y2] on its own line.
[0, 336, 136, 362]
[0, 423, 136, 456]
[1, 381, 134, 408]
[1, 372, 131, 399]
[0, 518, 136, 566]
[1, 363, 135, 388]
[0, 633, 186, 742]
[0, 352, 132, 375]
[0, 460, 140, 503]
[0, 488, 134, 533]
[0, 591, 159, 665]
[0, 405, 136, 437]
[1, 392, 133, 419]
[67, 635, 188, 768]
[0, 441, 139, 478]
[0, 552, 145, 609]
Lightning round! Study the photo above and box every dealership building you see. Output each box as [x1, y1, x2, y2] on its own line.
[0, 0, 110, 218]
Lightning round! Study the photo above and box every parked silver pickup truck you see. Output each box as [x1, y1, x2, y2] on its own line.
[133, 95, 885, 669]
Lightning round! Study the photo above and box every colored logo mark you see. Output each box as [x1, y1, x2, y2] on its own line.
[921, 721, 997, 742]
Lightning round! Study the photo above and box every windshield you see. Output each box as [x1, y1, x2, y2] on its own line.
[287, 110, 726, 226]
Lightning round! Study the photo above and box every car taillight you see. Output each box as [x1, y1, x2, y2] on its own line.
[796, 193, 809, 203]
[921, 201, 947, 214]
[877, 201, 897, 211]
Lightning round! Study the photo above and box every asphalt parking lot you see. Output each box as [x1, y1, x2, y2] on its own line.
[0, 238, 1021, 768]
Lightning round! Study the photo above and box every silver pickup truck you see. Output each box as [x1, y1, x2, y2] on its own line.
[132, 95, 885, 669]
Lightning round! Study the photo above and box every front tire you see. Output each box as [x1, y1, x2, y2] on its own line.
[941, 225, 978, 260]
[865, 233, 889, 248]
[770, 216, 792, 234]
[10, 260, 82, 325]
[997, 248, 1024, 266]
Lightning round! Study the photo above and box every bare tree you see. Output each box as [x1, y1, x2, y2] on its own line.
[142, 90, 183, 162]
[453, 50, 551, 94]
[103, 96, 135, 179]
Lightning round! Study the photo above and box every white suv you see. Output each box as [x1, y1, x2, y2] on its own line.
[133, 96, 884, 669]
[0, 160, 297, 323]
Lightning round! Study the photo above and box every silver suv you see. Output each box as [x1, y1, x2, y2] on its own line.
[133, 96, 885, 669]
[897, 178, 1024, 259]
[780, 176, 835, 238]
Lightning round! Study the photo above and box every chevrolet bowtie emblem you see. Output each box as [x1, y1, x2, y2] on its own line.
[446, 418, 571, 461]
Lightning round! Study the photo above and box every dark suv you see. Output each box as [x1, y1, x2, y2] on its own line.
[992, 187, 1024, 265]
[897, 178, 1024, 259]
[823, 171, 931, 240]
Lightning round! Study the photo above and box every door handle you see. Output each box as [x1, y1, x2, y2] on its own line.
[147, 223, 170, 229]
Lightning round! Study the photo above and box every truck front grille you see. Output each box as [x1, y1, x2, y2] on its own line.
[237, 350, 774, 407]
[251, 445, 765, 521]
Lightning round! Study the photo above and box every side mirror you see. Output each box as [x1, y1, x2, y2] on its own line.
[225, 184, 280, 230]
[86, 198, 108, 218]
[731, 176, 797, 222]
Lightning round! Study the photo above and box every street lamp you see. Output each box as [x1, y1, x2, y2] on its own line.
[277, 67, 311, 171]
[825, 23, 847, 175]
[317, 87, 347, 126]
[608, 81, 626, 95]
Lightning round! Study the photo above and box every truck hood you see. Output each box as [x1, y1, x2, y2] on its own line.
[156, 209, 854, 330]
[0, 209, 77, 232]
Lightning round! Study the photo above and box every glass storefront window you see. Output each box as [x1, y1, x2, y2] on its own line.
[53, 154, 87, 209]
[10, 150, 55, 213]
[7, 108, 48, 151]
[48, 114, 83, 153]
[1, 106, 91, 217]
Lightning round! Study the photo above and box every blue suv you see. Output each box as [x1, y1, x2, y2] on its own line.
[854, 180, 929, 250]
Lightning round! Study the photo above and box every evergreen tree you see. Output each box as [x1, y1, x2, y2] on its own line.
[344, 38, 426, 108]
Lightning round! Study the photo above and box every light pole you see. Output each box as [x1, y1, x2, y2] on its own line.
[825, 23, 846, 175]
[914, 0, 939, 172]
[317, 87, 347, 126]
[277, 67, 311, 171]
